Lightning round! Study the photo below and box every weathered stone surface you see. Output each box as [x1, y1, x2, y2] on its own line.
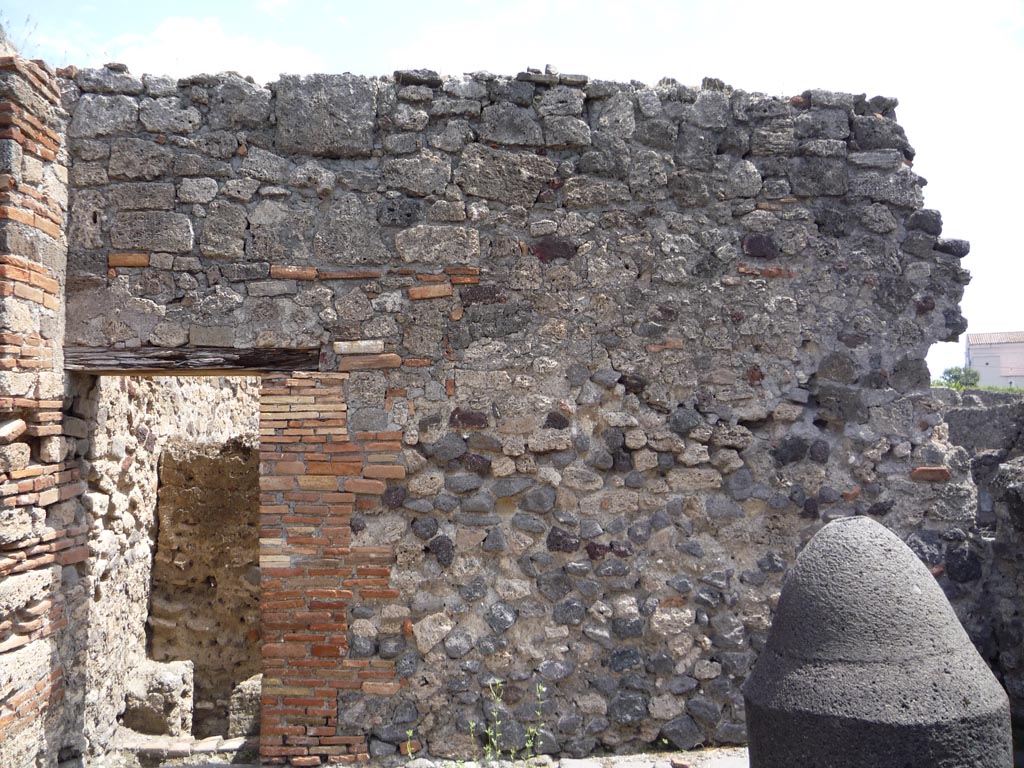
[275, 74, 377, 157]
[383, 151, 451, 196]
[108, 138, 173, 180]
[122, 659, 194, 737]
[314, 195, 392, 265]
[563, 176, 631, 208]
[240, 146, 293, 184]
[207, 75, 273, 130]
[849, 168, 923, 208]
[200, 201, 247, 259]
[139, 97, 202, 133]
[111, 211, 194, 252]
[412, 612, 454, 654]
[479, 103, 543, 146]
[544, 115, 592, 148]
[227, 674, 261, 738]
[395, 225, 480, 264]
[177, 177, 218, 204]
[76, 66, 145, 95]
[69, 94, 138, 137]
[455, 143, 556, 206]
[108, 182, 176, 210]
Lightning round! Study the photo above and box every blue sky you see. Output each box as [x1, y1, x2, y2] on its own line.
[4, 0, 1023, 378]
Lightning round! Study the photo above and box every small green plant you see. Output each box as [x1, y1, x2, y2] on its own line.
[481, 680, 505, 761]
[523, 682, 547, 759]
[405, 727, 417, 759]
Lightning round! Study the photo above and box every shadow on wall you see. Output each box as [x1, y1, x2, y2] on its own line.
[147, 440, 260, 738]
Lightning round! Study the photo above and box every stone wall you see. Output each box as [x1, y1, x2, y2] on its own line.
[150, 440, 260, 737]
[941, 388, 1024, 736]
[0, 48, 992, 767]
[67, 374, 258, 755]
[0, 54, 87, 767]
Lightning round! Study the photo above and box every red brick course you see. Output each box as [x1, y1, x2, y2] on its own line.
[260, 373, 402, 765]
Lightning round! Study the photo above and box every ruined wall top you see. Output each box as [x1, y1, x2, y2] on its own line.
[61, 63, 970, 417]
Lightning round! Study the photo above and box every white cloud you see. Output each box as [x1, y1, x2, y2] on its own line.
[107, 16, 325, 84]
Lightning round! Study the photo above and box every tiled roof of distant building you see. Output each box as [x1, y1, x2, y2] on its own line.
[967, 332, 1024, 345]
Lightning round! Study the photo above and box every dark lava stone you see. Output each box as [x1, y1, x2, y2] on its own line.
[609, 647, 643, 672]
[544, 411, 571, 429]
[809, 438, 830, 463]
[396, 653, 419, 678]
[802, 497, 820, 518]
[459, 576, 486, 602]
[349, 635, 376, 658]
[462, 453, 492, 474]
[620, 373, 646, 394]
[383, 485, 406, 508]
[757, 550, 786, 572]
[449, 407, 489, 429]
[773, 435, 809, 465]
[602, 428, 625, 450]
[646, 651, 674, 675]
[668, 575, 693, 594]
[742, 232, 779, 258]
[378, 635, 406, 659]
[520, 485, 557, 513]
[537, 570, 573, 601]
[428, 534, 455, 567]
[612, 617, 645, 638]
[482, 526, 507, 552]
[411, 516, 439, 540]
[485, 601, 517, 633]
[430, 433, 468, 461]
[945, 542, 982, 582]
[553, 598, 586, 625]
[607, 692, 649, 724]
[668, 406, 702, 435]
[547, 526, 581, 553]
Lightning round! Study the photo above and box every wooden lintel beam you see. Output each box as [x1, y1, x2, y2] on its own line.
[63, 346, 322, 375]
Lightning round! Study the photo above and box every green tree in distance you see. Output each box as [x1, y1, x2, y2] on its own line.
[939, 366, 980, 390]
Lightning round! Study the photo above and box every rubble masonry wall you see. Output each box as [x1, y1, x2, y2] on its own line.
[0, 52, 996, 767]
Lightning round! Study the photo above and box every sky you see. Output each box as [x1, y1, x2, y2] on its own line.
[3, 0, 1022, 379]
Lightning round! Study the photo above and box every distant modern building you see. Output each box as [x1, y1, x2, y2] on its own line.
[966, 333, 1024, 388]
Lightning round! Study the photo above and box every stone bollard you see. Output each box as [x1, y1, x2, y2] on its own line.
[744, 517, 1011, 767]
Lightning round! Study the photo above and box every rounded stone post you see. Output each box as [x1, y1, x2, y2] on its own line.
[744, 517, 1011, 767]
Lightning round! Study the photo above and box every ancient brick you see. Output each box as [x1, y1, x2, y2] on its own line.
[337, 354, 402, 371]
[407, 283, 453, 300]
[108, 252, 149, 268]
[910, 466, 952, 482]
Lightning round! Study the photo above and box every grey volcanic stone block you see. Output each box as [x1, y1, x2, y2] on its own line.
[68, 94, 138, 137]
[455, 144, 556, 206]
[111, 212, 194, 252]
[275, 74, 376, 157]
[744, 517, 1011, 768]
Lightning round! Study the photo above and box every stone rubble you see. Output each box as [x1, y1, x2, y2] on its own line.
[0, 48, 993, 768]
